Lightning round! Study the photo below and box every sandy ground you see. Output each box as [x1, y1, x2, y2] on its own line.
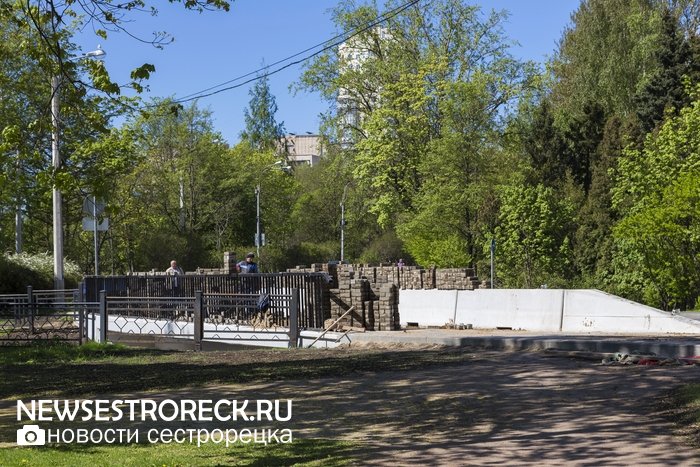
[4, 349, 699, 465]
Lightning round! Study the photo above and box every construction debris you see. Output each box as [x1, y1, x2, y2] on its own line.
[601, 352, 700, 366]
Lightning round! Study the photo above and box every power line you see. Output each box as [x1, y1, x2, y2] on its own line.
[164, 0, 422, 106]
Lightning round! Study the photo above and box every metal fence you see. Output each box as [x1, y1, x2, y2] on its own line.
[0, 277, 311, 347]
[83, 273, 330, 329]
[94, 289, 300, 348]
[0, 289, 96, 345]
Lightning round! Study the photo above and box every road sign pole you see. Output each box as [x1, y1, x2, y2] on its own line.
[93, 195, 99, 275]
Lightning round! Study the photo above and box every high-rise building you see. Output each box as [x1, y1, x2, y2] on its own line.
[337, 27, 391, 144]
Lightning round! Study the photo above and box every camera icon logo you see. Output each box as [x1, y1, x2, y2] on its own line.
[16, 424, 46, 446]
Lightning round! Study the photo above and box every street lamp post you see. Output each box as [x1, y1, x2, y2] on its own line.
[51, 75, 64, 289]
[255, 160, 290, 267]
[490, 238, 496, 289]
[255, 184, 261, 259]
[340, 184, 348, 263]
[51, 46, 106, 290]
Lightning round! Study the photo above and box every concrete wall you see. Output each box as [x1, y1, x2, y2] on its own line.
[399, 289, 700, 334]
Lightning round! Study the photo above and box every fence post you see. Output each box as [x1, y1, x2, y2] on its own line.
[194, 290, 203, 351]
[79, 308, 85, 345]
[288, 288, 299, 348]
[26, 285, 34, 333]
[99, 290, 107, 343]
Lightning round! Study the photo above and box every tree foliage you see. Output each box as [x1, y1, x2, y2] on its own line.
[240, 75, 285, 151]
[4, 0, 700, 311]
[552, 0, 663, 119]
[611, 88, 700, 308]
[495, 184, 575, 288]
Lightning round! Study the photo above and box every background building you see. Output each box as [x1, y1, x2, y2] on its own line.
[281, 133, 324, 166]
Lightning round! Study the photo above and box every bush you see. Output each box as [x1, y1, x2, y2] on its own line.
[359, 231, 405, 265]
[0, 252, 81, 293]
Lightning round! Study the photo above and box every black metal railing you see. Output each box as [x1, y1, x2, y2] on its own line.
[94, 289, 300, 348]
[83, 273, 329, 329]
[0, 292, 97, 345]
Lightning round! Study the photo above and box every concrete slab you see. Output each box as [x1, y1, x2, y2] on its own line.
[348, 329, 700, 358]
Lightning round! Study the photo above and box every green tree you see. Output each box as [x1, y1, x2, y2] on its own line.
[614, 170, 700, 309]
[108, 101, 232, 271]
[397, 77, 506, 268]
[552, 0, 663, 119]
[634, 8, 698, 132]
[495, 183, 576, 288]
[0, 6, 135, 268]
[240, 75, 285, 152]
[611, 88, 700, 307]
[563, 102, 606, 192]
[573, 115, 626, 281]
[519, 99, 569, 188]
[299, 0, 533, 266]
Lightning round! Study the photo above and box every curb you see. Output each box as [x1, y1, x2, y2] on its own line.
[348, 333, 700, 359]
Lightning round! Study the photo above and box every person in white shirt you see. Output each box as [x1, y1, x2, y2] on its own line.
[166, 260, 184, 275]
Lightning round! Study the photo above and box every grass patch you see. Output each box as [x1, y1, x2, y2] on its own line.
[0, 438, 355, 466]
[0, 342, 147, 365]
[659, 383, 700, 447]
[676, 384, 700, 416]
[668, 384, 700, 424]
[0, 343, 472, 399]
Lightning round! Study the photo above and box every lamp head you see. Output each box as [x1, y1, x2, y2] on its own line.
[84, 45, 106, 59]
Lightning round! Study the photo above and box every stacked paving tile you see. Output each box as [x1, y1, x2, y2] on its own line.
[195, 268, 227, 274]
[283, 263, 487, 331]
[223, 252, 235, 274]
[434, 268, 481, 290]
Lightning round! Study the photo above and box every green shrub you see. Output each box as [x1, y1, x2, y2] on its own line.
[0, 252, 81, 293]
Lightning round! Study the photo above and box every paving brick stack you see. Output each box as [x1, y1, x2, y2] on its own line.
[196, 268, 226, 274]
[434, 268, 479, 290]
[223, 252, 237, 274]
[402, 268, 429, 289]
[375, 284, 399, 330]
[349, 279, 371, 328]
[286, 263, 339, 286]
[328, 265, 352, 326]
[318, 265, 395, 331]
[285, 262, 489, 331]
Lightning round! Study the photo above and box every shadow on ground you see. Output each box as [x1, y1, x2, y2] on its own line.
[2, 348, 699, 465]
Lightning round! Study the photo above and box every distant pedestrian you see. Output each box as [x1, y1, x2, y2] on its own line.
[237, 253, 258, 274]
[397, 258, 405, 269]
[166, 260, 184, 276]
[237, 253, 259, 316]
[165, 260, 184, 297]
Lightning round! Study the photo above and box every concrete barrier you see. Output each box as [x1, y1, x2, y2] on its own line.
[399, 289, 700, 334]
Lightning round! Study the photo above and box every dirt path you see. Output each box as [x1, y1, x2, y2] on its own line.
[198, 351, 700, 465]
[3, 350, 699, 465]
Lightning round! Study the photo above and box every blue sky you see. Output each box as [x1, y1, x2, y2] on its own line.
[76, 0, 580, 145]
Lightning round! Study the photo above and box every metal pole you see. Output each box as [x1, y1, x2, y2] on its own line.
[256, 184, 261, 260]
[51, 75, 65, 290]
[490, 239, 495, 289]
[99, 290, 107, 343]
[178, 176, 185, 231]
[194, 290, 203, 351]
[340, 184, 348, 262]
[15, 152, 23, 253]
[93, 195, 99, 275]
[15, 203, 22, 254]
[340, 201, 345, 262]
[288, 288, 299, 348]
